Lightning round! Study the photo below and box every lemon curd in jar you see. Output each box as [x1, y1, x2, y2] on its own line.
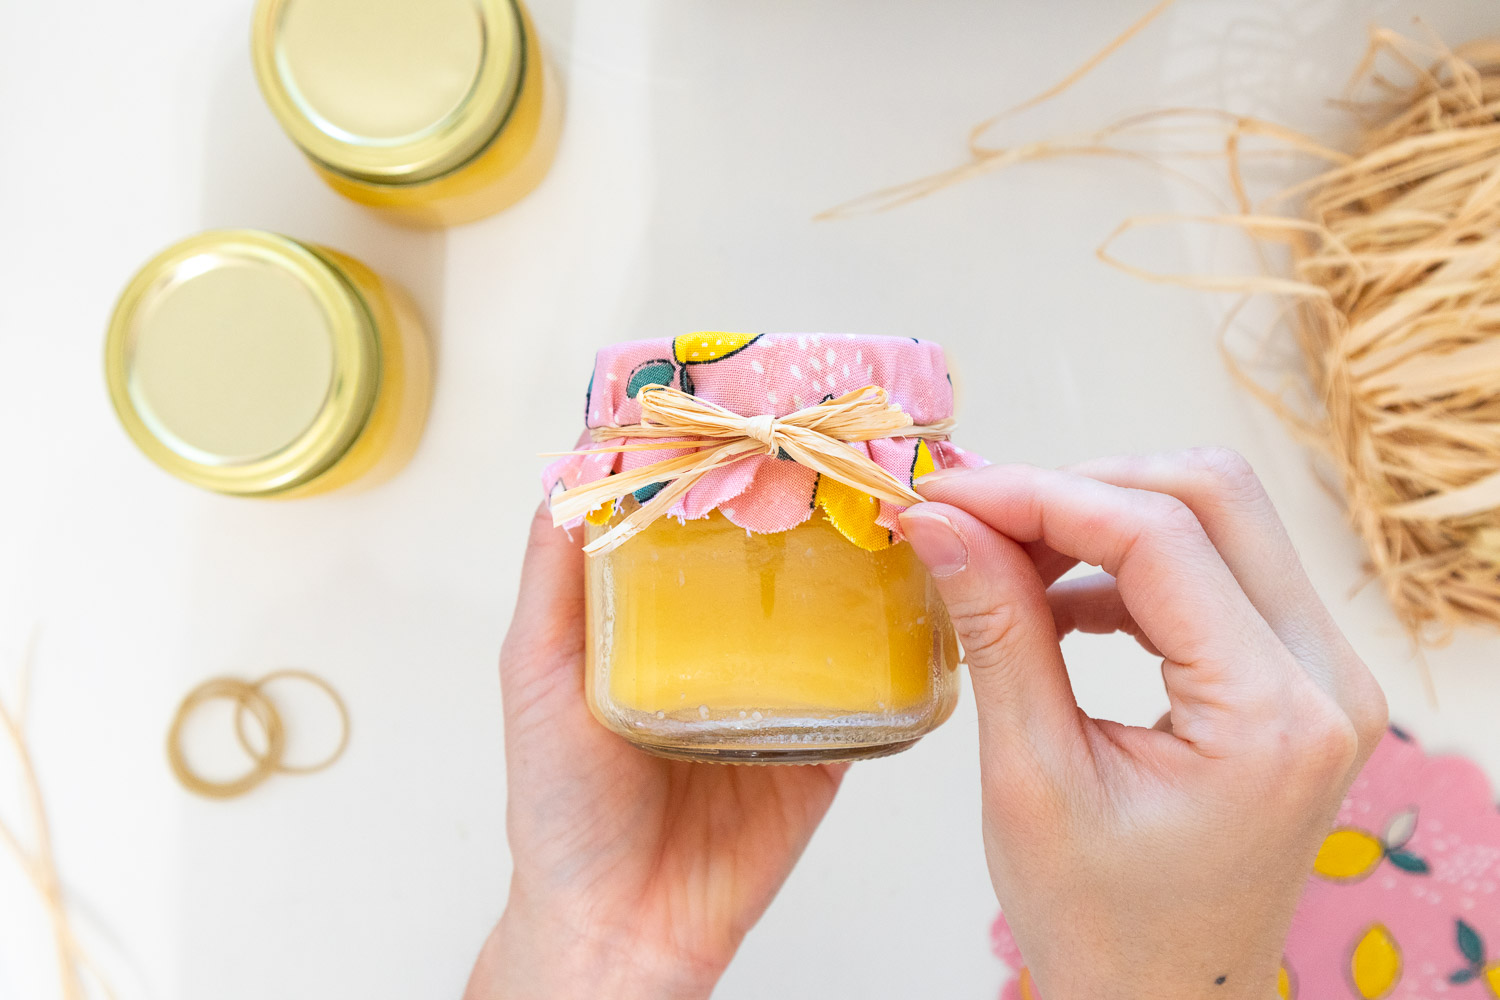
[252, 0, 561, 227]
[105, 230, 430, 497]
[586, 506, 961, 763]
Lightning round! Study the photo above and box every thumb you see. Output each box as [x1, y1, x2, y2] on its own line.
[899, 502, 1084, 769]
[500, 503, 586, 722]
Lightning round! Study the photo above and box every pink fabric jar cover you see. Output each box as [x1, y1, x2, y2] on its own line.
[543, 332, 986, 542]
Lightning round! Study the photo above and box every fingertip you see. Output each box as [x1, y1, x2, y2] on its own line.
[527, 500, 583, 554]
[899, 504, 970, 577]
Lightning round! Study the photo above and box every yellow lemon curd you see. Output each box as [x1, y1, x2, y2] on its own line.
[585, 508, 960, 763]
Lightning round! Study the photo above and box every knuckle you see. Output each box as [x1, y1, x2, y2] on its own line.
[1182, 446, 1264, 500]
[1139, 493, 1202, 539]
[1347, 669, 1390, 750]
[1278, 700, 1361, 781]
[953, 600, 1031, 668]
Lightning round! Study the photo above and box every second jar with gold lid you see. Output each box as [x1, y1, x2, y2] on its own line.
[105, 230, 431, 497]
[252, 0, 561, 226]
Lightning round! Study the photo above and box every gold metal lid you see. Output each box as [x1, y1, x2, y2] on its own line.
[105, 230, 380, 496]
[252, 0, 524, 185]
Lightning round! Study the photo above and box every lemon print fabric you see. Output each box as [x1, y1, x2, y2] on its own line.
[673, 331, 762, 364]
[814, 474, 891, 551]
[1314, 808, 1429, 881]
[621, 332, 763, 401]
[1316, 830, 1388, 881]
[1351, 924, 1402, 999]
[1448, 918, 1500, 993]
[911, 438, 936, 481]
[814, 438, 940, 552]
[548, 333, 981, 553]
[1277, 962, 1295, 999]
[625, 358, 678, 399]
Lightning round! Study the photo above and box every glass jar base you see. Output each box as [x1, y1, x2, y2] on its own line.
[632, 738, 920, 765]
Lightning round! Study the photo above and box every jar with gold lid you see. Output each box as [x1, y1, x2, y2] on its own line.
[252, 0, 560, 227]
[105, 230, 430, 497]
[545, 333, 987, 763]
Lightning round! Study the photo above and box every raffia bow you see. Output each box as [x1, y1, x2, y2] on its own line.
[550, 384, 954, 555]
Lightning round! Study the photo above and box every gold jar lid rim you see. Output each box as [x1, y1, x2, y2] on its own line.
[252, 0, 525, 185]
[105, 230, 380, 496]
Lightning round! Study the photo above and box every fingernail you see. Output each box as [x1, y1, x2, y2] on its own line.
[913, 467, 969, 492]
[900, 510, 968, 577]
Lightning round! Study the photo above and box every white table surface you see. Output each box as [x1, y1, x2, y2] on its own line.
[4, 0, 1500, 997]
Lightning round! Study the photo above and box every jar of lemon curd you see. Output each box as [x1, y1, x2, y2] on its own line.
[105, 230, 431, 497]
[252, 0, 561, 227]
[545, 333, 986, 763]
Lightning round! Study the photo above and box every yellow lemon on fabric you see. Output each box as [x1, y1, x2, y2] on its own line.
[585, 500, 614, 525]
[1482, 963, 1500, 997]
[673, 331, 761, 364]
[1351, 924, 1402, 999]
[911, 438, 936, 482]
[1277, 963, 1294, 999]
[1314, 828, 1385, 881]
[815, 475, 891, 551]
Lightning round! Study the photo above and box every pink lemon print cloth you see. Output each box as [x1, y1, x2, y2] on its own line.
[542, 332, 986, 551]
[993, 727, 1500, 999]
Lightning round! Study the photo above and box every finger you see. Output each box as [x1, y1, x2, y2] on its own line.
[898, 502, 1087, 773]
[917, 465, 1298, 752]
[1047, 573, 1161, 656]
[1024, 539, 1078, 587]
[500, 504, 587, 718]
[922, 472, 1077, 585]
[1064, 448, 1387, 755]
[1065, 449, 1330, 665]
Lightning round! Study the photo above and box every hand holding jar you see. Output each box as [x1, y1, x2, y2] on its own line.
[469, 448, 1387, 999]
[464, 505, 848, 1000]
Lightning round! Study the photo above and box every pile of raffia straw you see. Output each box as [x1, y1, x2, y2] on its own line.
[826, 1, 1500, 643]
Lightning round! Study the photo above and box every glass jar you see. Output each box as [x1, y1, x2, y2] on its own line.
[105, 229, 431, 497]
[252, 0, 561, 227]
[586, 506, 960, 763]
[551, 332, 981, 763]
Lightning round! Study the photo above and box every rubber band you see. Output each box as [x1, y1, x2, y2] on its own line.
[232, 670, 350, 775]
[167, 677, 285, 800]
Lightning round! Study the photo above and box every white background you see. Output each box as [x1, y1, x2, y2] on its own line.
[3, 0, 1500, 997]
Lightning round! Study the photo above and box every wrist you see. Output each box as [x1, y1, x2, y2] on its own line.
[464, 881, 723, 1000]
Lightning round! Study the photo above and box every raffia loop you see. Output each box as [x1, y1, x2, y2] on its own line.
[550, 385, 954, 555]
